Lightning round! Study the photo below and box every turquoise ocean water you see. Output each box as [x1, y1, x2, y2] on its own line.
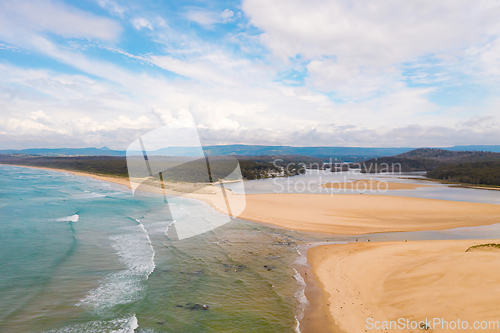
[0, 165, 310, 332]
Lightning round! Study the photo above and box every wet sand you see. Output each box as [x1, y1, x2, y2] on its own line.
[308, 240, 500, 333]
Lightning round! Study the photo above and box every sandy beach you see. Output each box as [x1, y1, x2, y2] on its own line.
[308, 240, 500, 332]
[235, 193, 500, 235]
[5, 164, 500, 235]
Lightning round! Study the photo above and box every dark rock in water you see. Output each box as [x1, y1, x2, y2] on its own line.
[174, 305, 184, 308]
[222, 263, 248, 272]
[152, 268, 171, 277]
[186, 303, 210, 310]
[266, 255, 281, 260]
[157, 320, 166, 325]
[274, 241, 295, 246]
[187, 270, 204, 275]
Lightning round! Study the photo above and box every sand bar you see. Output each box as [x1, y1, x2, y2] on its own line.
[308, 240, 500, 332]
[322, 179, 436, 190]
[234, 193, 500, 235]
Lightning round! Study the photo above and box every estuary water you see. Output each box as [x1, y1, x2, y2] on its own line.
[225, 169, 500, 205]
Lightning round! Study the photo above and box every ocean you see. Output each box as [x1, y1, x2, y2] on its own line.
[0, 165, 312, 332]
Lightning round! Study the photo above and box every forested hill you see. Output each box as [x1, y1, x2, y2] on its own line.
[357, 148, 500, 187]
[395, 148, 500, 162]
[0, 154, 321, 182]
[427, 162, 500, 187]
[359, 148, 500, 173]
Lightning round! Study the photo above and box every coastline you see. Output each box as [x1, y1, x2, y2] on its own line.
[294, 242, 346, 333]
[4, 163, 500, 333]
[307, 239, 500, 333]
[4, 164, 500, 236]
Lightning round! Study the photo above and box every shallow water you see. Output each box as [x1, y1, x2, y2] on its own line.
[225, 169, 500, 204]
[0, 166, 311, 332]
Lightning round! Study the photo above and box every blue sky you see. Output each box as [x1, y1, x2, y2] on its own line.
[0, 0, 500, 149]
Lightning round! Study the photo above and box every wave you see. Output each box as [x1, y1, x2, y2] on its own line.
[134, 219, 156, 279]
[292, 268, 308, 331]
[74, 192, 107, 199]
[44, 314, 138, 333]
[77, 220, 155, 313]
[56, 214, 79, 223]
[165, 220, 176, 238]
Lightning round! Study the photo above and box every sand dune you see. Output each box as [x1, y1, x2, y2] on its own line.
[308, 240, 500, 333]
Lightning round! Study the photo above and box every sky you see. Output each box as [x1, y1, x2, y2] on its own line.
[0, 0, 500, 149]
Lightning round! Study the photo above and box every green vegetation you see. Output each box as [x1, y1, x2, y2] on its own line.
[358, 148, 500, 187]
[0, 154, 321, 182]
[359, 156, 441, 173]
[0, 154, 129, 177]
[397, 148, 500, 162]
[466, 243, 500, 252]
[427, 161, 500, 186]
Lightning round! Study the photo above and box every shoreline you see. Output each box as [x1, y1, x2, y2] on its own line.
[4, 164, 500, 236]
[307, 239, 500, 333]
[295, 241, 346, 333]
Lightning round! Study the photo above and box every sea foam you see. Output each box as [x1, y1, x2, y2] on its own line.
[293, 267, 309, 331]
[44, 314, 138, 333]
[56, 214, 79, 223]
[77, 220, 155, 313]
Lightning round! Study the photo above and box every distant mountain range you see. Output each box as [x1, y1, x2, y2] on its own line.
[1, 144, 500, 158]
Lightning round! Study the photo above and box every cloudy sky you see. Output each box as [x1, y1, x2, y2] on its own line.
[1, 0, 500, 149]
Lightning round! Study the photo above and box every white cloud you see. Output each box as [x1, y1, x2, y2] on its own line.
[151, 108, 197, 129]
[306, 59, 399, 99]
[243, 0, 500, 102]
[457, 115, 499, 130]
[95, 0, 127, 18]
[0, 0, 122, 43]
[132, 17, 153, 30]
[220, 9, 234, 22]
[1, 0, 500, 149]
[0, 42, 18, 51]
[185, 8, 235, 26]
[243, 0, 500, 65]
